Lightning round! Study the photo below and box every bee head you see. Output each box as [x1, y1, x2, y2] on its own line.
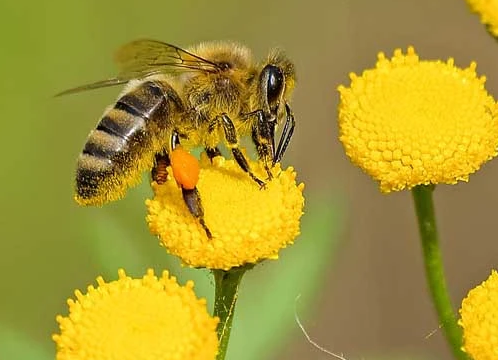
[261, 65, 284, 113]
[259, 51, 296, 120]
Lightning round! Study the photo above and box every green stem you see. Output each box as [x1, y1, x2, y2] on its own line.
[212, 267, 247, 360]
[411, 185, 469, 360]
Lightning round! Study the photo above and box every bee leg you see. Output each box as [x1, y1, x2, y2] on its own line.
[218, 113, 266, 187]
[273, 103, 295, 165]
[170, 129, 181, 149]
[182, 188, 212, 238]
[170, 129, 212, 239]
[251, 110, 275, 180]
[205, 147, 222, 162]
[151, 151, 171, 184]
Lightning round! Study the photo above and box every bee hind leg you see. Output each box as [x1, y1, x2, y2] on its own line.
[217, 113, 266, 187]
[182, 188, 212, 239]
[170, 130, 212, 239]
[251, 110, 275, 180]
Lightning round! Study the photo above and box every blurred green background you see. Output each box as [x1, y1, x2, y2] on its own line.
[2, 1, 498, 359]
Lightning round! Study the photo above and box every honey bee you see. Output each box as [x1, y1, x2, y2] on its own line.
[59, 39, 296, 237]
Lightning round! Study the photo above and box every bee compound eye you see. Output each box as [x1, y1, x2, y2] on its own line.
[264, 65, 284, 105]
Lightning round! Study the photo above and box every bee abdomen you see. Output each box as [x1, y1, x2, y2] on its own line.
[76, 110, 146, 204]
[114, 81, 174, 125]
[75, 153, 115, 204]
[76, 108, 149, 204]
[82, 127, 127, 159]
[76, 80, 183, 205]
[90, 80, 172, 146]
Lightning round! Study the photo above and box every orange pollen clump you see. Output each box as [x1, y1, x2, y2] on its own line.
[170, 147, 200, 190]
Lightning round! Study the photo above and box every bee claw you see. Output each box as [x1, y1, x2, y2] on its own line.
[265, 168, 273, 181]
[200, 220, 213, 239]
[257, 179, 268, 190]
[252, 175, 266, 188]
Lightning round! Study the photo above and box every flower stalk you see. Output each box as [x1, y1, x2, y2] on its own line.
[213, 266, 248, 360]
[411, 185, 469, 360]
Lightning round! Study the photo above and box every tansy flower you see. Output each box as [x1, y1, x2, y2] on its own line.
[53, 269, 219, 360]
[459, 270, 498, 360]
[146, 153, 304, 270]
[338, 46, 498, 192]
[465, 0, 498, 37]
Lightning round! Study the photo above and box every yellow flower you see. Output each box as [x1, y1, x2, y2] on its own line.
[53, 269, 219, 360]
[338, 46, 498, 192]
[459, 270, 498, 360]
[146, 154, 304, 270]
[466, 0, 498, 37]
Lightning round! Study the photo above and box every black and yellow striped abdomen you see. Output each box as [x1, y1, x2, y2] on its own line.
[75, 79, 183, 205]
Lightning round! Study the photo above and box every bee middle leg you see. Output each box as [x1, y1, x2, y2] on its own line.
[205, 146, 222, 161]
[250, 110, 276, 180]
[215, 113, 265, 187]
[151, 151, 171, 184]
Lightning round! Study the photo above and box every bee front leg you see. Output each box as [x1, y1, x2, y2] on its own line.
[217, 113, 266, 187]
[273, 103, 295, 165]
[251, 110, 275, 180]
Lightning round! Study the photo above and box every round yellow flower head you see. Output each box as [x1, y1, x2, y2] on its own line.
[146, 154, 304, 270]
[338, 46, 498, 192]
[53, 269, 219, 360]
[459, 270, 498, 360]
[466, 0, 498, 37]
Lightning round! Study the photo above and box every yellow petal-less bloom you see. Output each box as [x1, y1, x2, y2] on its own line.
[466, 0, 498, 37]
[53, 269, 219, 360]
[146, 154, 304, 270]
[338, 46, 498, 192]
[459, 270, 498, 360]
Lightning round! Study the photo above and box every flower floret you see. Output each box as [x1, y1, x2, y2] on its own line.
[338, 46, 498, 192]
[459, 270, 498, 360]
[53, 269, 219, 360]
[466, 0, 498, 37]
[146, 154, 304, 270]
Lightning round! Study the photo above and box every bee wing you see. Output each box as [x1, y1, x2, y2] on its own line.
[114, 39, 221, 74]
[54, 74, 146, 97]
[56, 39, 221, 97]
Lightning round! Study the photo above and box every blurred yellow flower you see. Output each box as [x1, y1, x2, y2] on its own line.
[53, 269, 218, 360]
[466, 0, 498, 36]
[459, 270, 498, 360]
[146, 154, 304, 270]
[338, 46, 498, 192]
